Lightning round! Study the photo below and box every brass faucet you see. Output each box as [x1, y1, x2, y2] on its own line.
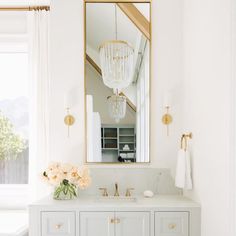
[99, 188, 108, 197]
[114, 182, 119, 196]
[125, 188, 134, 197]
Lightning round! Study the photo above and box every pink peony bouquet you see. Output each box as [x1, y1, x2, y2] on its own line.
[41, 162, 91, 200]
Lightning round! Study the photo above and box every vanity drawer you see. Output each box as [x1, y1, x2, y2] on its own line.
[41, 211, 76, 236]
[155, 212, 189, 236]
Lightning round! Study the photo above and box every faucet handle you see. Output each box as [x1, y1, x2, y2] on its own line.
[125, 188, 134, 197]
[99, 188, 108, 197]
[114, 183, 119, 197]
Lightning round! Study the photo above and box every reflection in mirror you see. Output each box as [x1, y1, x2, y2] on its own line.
[85, 2, 150, 163]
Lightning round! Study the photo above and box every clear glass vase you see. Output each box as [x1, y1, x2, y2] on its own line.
[53, 180, 77, 200]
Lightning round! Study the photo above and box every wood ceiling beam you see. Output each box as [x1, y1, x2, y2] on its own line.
[116, 3, 150, 40]
[86, 54, 137, 112]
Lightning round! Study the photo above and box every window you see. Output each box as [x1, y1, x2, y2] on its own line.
[0, 42, 29, 185]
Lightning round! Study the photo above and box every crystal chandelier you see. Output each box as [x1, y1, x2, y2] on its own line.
[99, 5, 134, 90]
[107, 94, 126, 123]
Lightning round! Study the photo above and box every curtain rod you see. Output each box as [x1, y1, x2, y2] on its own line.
[0, 6, 50, 11]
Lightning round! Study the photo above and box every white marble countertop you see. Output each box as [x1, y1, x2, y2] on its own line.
[30, 195, 200, 210]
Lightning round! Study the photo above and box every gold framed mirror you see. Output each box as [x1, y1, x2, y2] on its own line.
[84, 0, 151, 164]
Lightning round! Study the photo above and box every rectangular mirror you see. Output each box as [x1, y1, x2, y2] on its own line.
[85, 0, 151, 163]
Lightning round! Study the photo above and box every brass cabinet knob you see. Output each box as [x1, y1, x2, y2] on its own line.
[110, 218, 121, 224]
[168, 223, 176, 230]
[99, 188, 108, 197]
[55, 224, 62, 229]
[125, 188, 134, 197]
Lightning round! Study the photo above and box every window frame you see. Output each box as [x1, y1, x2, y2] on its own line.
[0, 34, 30, 208]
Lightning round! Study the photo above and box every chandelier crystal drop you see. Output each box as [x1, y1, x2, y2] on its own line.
[107, 94, 126, 123]
[99, 40, 134, 90]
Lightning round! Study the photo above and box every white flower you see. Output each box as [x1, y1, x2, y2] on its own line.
[78, 176, 91, 189]
[40, 172, 49, 183]
[67, 167, 80, 185]
[47, 169, 64, 186]
[47, 162, 61, 172]
[77, 167, 91, 189]
[61, 163, 73, 174]
[41, 163, 91, 188]
[78, 167, 89, 178]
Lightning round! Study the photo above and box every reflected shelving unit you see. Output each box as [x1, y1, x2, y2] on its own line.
[101, 125, 136, 162]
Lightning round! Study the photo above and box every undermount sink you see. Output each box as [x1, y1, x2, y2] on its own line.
[96, 196, 137, 202]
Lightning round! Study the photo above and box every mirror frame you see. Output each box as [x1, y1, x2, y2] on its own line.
[84, 0, 152, 164]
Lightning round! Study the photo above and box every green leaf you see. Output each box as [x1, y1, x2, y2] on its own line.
[65, 186, 69, 195]
[68, 185, 77, 197]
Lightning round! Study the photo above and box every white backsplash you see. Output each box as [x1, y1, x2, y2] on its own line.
[79, 168, 181, 196]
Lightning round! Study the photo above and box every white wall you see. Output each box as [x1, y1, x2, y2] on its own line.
[50, 0, 85, 164]
[182, 0, 232, 235]
[150, 0, 184, 171]
[49, 0, 184, 171]
[230, 2, 236, 235]
[49, 0, 235, 235]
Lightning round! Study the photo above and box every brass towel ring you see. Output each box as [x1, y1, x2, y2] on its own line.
[180, 133, 192, 151]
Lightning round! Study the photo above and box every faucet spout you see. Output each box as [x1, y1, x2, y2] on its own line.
[114, 182, 119, 196]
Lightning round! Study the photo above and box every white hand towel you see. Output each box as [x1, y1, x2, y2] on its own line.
[175, 149, 186, 188]
[175, 149, 193, 190]
[185, 150, 193, 189]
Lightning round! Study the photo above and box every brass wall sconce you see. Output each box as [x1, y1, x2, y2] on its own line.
[64, 87, 79, 138]
[162, 91, 173, 136]
[162, 106, 173, 136]
[64, 108, 75, 138]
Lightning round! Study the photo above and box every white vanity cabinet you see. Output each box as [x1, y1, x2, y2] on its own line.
[80, 212, 114, 236]
[155, 212, 189, 236]
[115, 212, 150, 236]
[80, 211, 149, 236]
[41, 211, 76, 236]
[29, 196, 201, 236]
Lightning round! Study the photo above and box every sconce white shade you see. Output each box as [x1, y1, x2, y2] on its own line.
[64, 87, 79, 108]
[163, 91, 172, 108]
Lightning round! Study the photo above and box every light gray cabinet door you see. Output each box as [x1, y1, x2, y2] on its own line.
[115, 212, 150, 236]
[155, 212, 189, 236]
[41, 211, 76, 236]
[80, 212, 115, 236]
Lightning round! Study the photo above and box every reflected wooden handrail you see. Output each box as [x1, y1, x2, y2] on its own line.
[86, 54, 102, 75]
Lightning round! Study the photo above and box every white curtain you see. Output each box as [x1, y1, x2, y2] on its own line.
[28, 10, 51, 201]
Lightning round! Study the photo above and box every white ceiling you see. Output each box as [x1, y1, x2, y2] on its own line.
[86, 3, 150, 54]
